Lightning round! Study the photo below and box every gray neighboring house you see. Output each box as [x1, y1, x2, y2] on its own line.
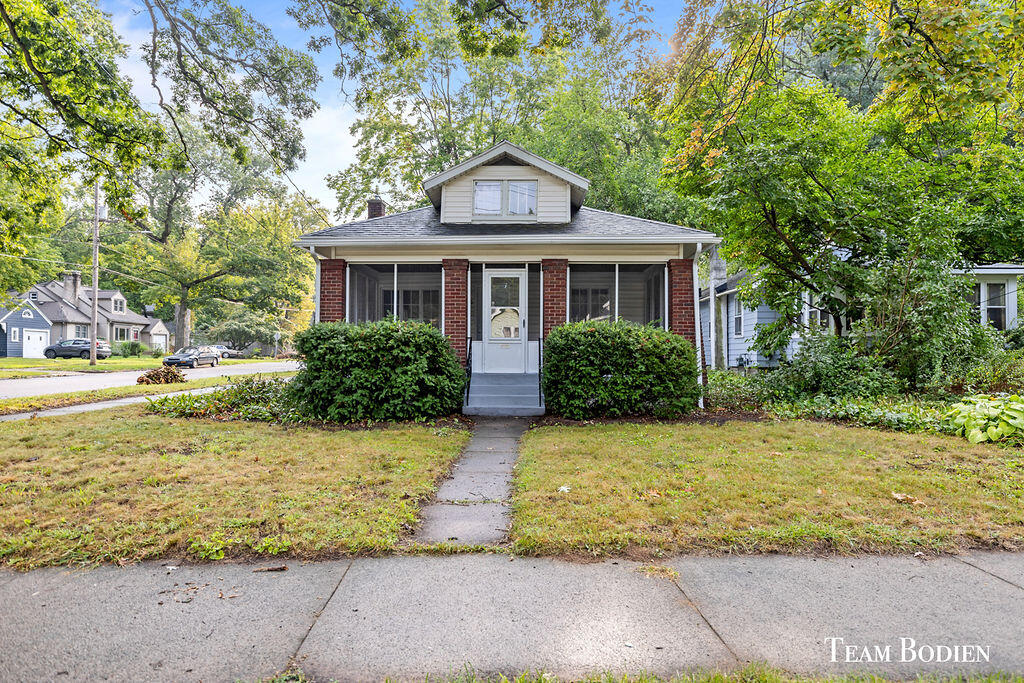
[699, 257, 1024, 369]
[19, 271, 168, 348]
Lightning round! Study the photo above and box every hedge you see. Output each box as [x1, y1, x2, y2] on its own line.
[542, 320, 701, 419]
[289, 320, 465, 422]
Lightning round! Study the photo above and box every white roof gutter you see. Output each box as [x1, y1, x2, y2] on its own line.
[296, 234, 722, 248]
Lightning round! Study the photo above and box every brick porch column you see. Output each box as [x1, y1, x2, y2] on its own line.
[442, 258, 469, 363]
[667, 258, 696, 345]
[319, 258, 346, 322]
[541, 259, 568, 337]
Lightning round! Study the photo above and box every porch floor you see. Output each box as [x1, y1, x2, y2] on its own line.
[463, 373, 544, 417]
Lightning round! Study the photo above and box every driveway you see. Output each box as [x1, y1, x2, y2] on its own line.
[0, 361, 300, 399]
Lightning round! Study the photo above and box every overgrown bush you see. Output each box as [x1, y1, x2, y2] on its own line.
[773, 396, 947, 434]
[943, 395, 1024, 444]
[703, 369, 769, 411]
[939, 349, 1024, 396]
[147, 375, 295, 421]
[542, 320, 700, 419]
[289, 320, 465, 422]
[118, 340, 146, 357]
[137, 365, 185, 385]
[760, 335, 902, 402]
[1006, 327, 1024, 351]
[150, 347, 164, 358]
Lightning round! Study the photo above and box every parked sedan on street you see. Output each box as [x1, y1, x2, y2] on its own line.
[43, 338, 112, 360]
[162, 346, 220, 368]
[211, 344, 244, 359]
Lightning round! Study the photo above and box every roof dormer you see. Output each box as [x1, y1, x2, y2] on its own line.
[422, 141, 589, 225]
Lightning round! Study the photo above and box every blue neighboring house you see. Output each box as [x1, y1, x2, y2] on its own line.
[0, 299, 53, 358]
[700, 264, 1024, 369]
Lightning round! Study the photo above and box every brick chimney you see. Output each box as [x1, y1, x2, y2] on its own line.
[62, 271, 82, 302]
[367, 196, 386, 219]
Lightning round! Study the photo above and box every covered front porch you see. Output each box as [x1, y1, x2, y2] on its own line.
[312, 248, 706, 417]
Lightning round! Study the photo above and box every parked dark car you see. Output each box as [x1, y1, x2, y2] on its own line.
[211, 344, 244, 359]
[43, 338, 112, 360]
[162, 346, 220, 368]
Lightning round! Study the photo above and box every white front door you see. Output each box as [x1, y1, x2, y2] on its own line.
[483, 269, 527, 373]
[23, 329, 48, 358]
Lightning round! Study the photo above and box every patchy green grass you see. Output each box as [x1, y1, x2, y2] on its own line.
[261, 664, 1021, 682]
[0, 356, 280, 373]
[0, 369, 54, 379]
[512, 420, 1024, 556]
[0, 372, 295, 415]
[0, 407, 470, 568]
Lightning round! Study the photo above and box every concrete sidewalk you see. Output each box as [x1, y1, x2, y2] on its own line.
[1, 553, 1021, 681]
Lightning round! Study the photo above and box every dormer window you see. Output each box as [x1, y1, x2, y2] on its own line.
[473, 180, 537, 218]
[113, 298, 126, 313]
[28, 291, 38, 301]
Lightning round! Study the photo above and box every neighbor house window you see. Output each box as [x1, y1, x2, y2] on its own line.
[806, 295, 830, 330]
[113, 299, 126, 313]
[28, 291, 38, 301]
[733, 299, 743, 336]
[132, 328, 140, 340]
[967, 283, 981, 317]
[75, 325, 88, 338]
[473, 180, 538, 217]
[473, 181, 502, 215]
[10, 328, 18, 342]
[114, 327, 128, 341]
[21, 309, 32, 318]
[986, 282, 1007, 330]
[507, 181, 537, 216]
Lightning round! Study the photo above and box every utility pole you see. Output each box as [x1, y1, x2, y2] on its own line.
[91, 180, 100, 366]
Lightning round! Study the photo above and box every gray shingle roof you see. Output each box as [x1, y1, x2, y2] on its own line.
[297, 206, 718, 244]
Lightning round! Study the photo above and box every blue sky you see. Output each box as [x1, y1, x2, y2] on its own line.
[102, 0, 682, 216]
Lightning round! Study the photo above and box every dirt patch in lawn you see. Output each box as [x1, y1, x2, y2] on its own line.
[511, 420, 1024, 557]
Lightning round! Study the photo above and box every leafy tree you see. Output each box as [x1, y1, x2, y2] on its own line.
[204, 308, 278, 350]
[664, 83, 996, 385]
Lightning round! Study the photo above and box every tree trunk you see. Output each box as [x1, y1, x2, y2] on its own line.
[175, 287, 191, 348]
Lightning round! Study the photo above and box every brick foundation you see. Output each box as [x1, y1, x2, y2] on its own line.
[667, 258, 696, 345]
[442, 258, 469, 363]
[541, 259, 568, 337]
[319, 259, 346, 322]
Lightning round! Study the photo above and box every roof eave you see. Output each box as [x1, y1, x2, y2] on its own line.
[296, 234, 721, 248]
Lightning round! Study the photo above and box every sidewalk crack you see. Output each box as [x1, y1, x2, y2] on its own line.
[955, 556, 1024, 592]
[670, 576, 741, 664]
[287, 558, 354, 669]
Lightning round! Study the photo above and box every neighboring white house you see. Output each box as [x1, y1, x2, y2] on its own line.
[700, 262, 1024, 369]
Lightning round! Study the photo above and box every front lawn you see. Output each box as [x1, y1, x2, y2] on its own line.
[0, 371, 295, 416]
[0, 356, 279, 373]
[0, 408, 470, 568]
[512, 420, 1024, 556]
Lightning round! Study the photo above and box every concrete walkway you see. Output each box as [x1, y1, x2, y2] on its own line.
[413, 418, 528, 544]
[0, 553, 1021, 681]
[0, 361, 299, 399]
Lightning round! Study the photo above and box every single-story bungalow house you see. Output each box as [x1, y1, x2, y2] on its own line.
[20, 272, 159, 347]
[0, 298, 53, 358]
[297, 141, 720, 415]
[699, 262, 1024, 369]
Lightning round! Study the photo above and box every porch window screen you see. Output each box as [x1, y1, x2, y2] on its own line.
[348, 264, 441, 328]
[569, 265, 614, 322]
[986, 282, 1007, 330]
[617, 264, 665, 325]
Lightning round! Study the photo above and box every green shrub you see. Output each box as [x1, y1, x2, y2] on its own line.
[289, 320, 465, 422]
[773, 396, 948, 434]
[118, 340, 146, 357]
[542, 320, 700, 419]
[939, 349, 1024, 396]
[943, 395, 1024, 444]
[1006, 327, 1024, 351]
[137, 365, 185, 385]
[761, 335, 902, 402]
[150, 347, 164, 358]
[703, 369, 769, 411]
[146, 375, 296, 421]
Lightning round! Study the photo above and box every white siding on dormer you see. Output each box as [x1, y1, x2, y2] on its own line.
[440, 164, 569, 224]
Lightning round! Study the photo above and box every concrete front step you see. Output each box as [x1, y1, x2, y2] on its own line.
[468, 372, 539, 387]
[463, 405, 545, 417]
